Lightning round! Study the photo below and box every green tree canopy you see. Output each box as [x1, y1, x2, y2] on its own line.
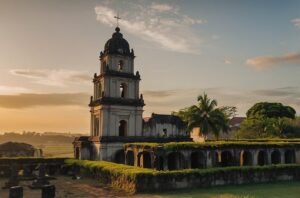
[174, 93, 235, 138]
[246, 102, 296, 119]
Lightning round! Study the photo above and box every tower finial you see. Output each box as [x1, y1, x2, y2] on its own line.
[114, 11, 121, 27]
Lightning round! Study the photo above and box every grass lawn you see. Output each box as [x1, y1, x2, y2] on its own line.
[148, 181, 300, 198]
[34, 143, 73, 157]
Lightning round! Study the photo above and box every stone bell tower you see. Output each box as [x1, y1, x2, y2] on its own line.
[86, 27, 144, 160]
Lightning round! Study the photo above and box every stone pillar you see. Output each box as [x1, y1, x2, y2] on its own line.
[185, 151, 191, 169]
[9, 186, 23, 198]
[253, 150, 258, 166]
[133, 150, 138, 167]
[267, 150, 271, 165]
[163, 156, 168, 170]
[206, 150, 213, 168]
[151, 152, 155, 169]
[280, 150, 285, 164]
[42, 185, 55, 198]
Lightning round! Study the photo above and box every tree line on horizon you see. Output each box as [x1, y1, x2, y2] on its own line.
[174, 93, 300, 139]
[0, 132, 79, 145]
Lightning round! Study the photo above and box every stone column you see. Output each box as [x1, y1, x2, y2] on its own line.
[206, 150, 213, 168]
[42, 185, 55, 198]
[185, 151, 191, 169]
[9, 186, 23, 198]
[267, 150, 272, 165]
[280, 150, 285, 164]
[253, 150, 258, 166]
[163, 156, 169, 170]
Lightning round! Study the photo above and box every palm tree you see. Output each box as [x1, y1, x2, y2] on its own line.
[175, 93, 232, 139]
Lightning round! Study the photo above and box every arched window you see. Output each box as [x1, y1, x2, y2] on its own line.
[114, 149, 125, 164]
[126, 150, 134, 166]
[118, 60, 124, 71]
[257, 150, 268, 166]
[191, 151, 206, 169]
[120, 83, 127, 98]
[167, 152, 185, 170]
[271, 150, 281, 164]
[221, 151, 233, 167]
[119, 120, 127, 136]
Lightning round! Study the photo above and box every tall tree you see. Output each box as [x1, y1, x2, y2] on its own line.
[246, 102, 296, 119]
[175, 93, 234, 138]
[237, 102, 297, 138]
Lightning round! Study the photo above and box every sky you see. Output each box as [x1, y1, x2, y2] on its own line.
[0, 0, 300, 134]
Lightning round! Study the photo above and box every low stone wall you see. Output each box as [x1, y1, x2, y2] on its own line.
[0, 158, 68, 177]
[66, 159, 300, 193]
[135, 165, 300, 192]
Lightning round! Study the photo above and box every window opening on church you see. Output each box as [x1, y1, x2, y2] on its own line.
[163, 128, 167, 137]
[120, 83, 127, 98]
[118, 60, 124, 71]
[119, 120, 127, 136]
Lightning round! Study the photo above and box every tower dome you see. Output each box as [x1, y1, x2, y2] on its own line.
[103, 27, 131, 56]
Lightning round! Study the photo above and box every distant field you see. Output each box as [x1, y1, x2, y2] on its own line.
[34, 143, 73, 158]
[150, 181, 300, 198]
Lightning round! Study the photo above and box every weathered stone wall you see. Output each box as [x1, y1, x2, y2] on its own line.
[135, 166, 300, 192]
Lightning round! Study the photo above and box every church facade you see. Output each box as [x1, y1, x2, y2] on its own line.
[73, 27, 189, 162]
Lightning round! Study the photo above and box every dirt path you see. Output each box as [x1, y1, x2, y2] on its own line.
[0, 176, 137, 198]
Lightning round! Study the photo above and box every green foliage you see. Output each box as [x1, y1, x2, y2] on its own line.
[65, 159, 156, 193]
[237, 102, 297, 139]
[246, 102, 296, 119]
[174, 93, 235, 138]
[125, 141, 300, 151]
[65, 159, 300, 193]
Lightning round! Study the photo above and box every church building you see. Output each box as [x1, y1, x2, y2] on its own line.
[73, 26, 189, 162]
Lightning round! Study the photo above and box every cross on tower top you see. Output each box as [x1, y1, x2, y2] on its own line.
[114, 12, 121, 27]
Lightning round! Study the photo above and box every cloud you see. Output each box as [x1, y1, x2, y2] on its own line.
[291, 18, 300, 28]
[142, 87, 300, 116]
[0, 86, 32, 95]
[246, 52, 300, 70]
[150, 2, 174, 12]
[94, 1, 205, 53]
[10, 69, 91, 87]
[224, 58, 232, 65]
[0, 93, 89, 108]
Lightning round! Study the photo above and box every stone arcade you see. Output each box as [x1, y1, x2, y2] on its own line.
[73, 27, 189, 162]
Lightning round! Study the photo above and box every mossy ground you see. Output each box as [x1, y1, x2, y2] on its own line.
[149, 181, 300, 198]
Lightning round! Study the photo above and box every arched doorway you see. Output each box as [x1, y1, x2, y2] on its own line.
[221, 151, 233, 167]
[241, 151, 253, 166]
[257, 150, 268, 166]
[271, 150, 281, 164]
[167, 152, 185, 170]
[119, 120, 127, 136]
[191, 151, 206, 169]
[114, 150, 125, 164]
[285, 150, 296, 164]
[137, 152, 152, 168]
[126, 151, 134, 166]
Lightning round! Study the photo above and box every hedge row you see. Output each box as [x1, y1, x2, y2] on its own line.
[64, 159, 155, 193]
[65, 159, 300, 193]
[125, 141, 300, 151]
